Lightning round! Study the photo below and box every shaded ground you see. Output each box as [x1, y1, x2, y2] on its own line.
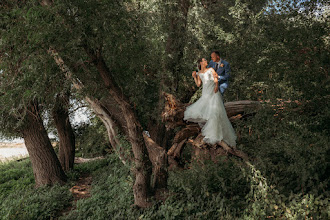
[60, 173, 93, 217]
[60, 158, 104, 217]
[0, 144, 102, 217]
[70, 173, 92, 200]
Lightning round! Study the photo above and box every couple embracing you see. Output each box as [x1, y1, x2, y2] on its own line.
[184, 51, 237, 148]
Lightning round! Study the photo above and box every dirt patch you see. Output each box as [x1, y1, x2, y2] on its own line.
[0, 142, 25, 148]
[61, 173, 93, 217]
[60, 157, 105, 217]
[70, 173, 92, 200]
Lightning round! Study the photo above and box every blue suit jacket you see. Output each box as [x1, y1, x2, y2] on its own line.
[207, 59, 231, 85]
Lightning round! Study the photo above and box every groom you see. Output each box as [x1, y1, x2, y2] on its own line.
[208, 51, 231, 95]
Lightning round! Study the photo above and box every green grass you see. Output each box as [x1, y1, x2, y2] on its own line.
[0, 159, 71, 220]
[1, 104, 329, 219]
[0, 156, 118, 220]
[0, 153, 329, 220]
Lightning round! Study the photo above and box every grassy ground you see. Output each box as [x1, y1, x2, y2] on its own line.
[1, 153, 328, 220]
[0, 156, 111, 220]
[1, 104, 329, 219]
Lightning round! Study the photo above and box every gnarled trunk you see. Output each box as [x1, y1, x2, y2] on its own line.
[52, 93, 75, 171]
[162, 93, 256, 166]
[44, 1, 152, 208]
[143, 132, 168, 198]
[48, 48, 130, 165]
[86, 96, 131, 165]
[84, 49, 152, 208]
[99, 61, 152, 208]
[22, 103, 67, 187]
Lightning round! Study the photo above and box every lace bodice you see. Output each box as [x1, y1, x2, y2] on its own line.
[198, 68, 217, 96]
[198, 69, 214, 84]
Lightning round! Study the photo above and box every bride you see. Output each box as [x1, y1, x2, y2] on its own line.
[184, 58, 237, 147]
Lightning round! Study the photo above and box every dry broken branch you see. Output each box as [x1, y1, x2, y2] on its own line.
[162, 93, 255, 165]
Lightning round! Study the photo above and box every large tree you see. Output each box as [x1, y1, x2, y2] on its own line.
[1, 0, 328, 208]
[0, 0, 78, 186]
[38, 0, 162, 207]
[52, 91, 76, 171]
[22, 101, 68, 186]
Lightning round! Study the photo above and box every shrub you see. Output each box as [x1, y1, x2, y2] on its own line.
[0, 159, 72, 220]
[74, 117, 110, 158]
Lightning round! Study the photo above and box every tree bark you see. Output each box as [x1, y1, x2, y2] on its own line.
[86, 96, 131, 164]
[22, 102, 67, 187]
[164, 0, 191, 92]
[162, 93, 260, 129]
[224, 100, 261, 118]
[143, 132, 168, 197]
[52, 93, 75, 171]
[84, 48, 152, 207]
[43, 2, 152, 207]
[48, 47, 130, 165]
[99, 59, 152, 208]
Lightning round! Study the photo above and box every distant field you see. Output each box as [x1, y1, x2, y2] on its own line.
[0, 142, 25, 148]
[0, 142, 28, 162]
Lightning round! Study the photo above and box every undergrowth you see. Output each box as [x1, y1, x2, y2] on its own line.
[0, 158, 108, 220]
[0, 159, 71, 220]
[1, 102, 329, 219]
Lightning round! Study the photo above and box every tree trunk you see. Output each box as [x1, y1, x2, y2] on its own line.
[143, 132, 168, 198]
[164, 0, 191, 92]
[99, 59, 152, 208]
[86, 96, 131, 164]
[224, 100, 261, 118]
[48, 48, 131, 164]
[44, 2, 151, 206]
[52, 93, 75, 171]
[22, 102, 67, 187]
[84, 48, 152, 207]
[162, 93, 261, 129]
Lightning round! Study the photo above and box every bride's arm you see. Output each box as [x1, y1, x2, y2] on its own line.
[192, 71, 202, 87]
[211, 69, 219, 93]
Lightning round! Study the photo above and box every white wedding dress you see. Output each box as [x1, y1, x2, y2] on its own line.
[184, 68, 237, 146]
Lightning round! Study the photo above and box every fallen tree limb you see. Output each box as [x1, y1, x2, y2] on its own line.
[162, 93, 255, 166]
[162, 93, 260, 129]
[224, 100, 261, 118]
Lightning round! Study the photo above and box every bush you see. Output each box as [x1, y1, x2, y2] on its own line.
[234, 103, 329, 196]
[74, 117, 110, 158]
[0, 159, 72, 220]
[1, 100, 329, 219]
[60, 155, 135, 220]
[0, 159, 34, 200]
[1, 148, 328, 219]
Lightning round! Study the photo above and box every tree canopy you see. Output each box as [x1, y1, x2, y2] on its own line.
[0, 0, 329, 216]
